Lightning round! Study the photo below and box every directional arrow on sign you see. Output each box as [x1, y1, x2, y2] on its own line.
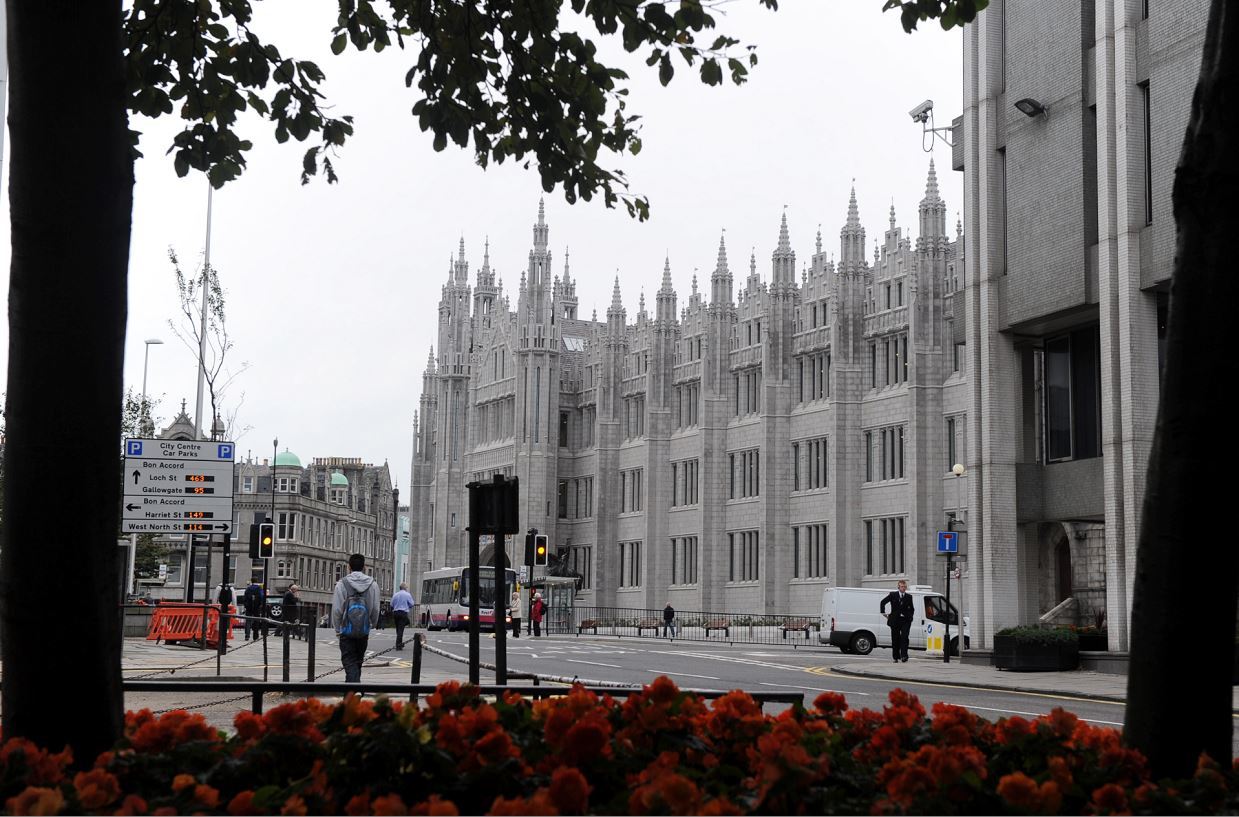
[125, 503, 140, 512]
[131, 470, 140, 485]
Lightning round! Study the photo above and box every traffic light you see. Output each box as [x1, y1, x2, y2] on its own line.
[258, 522, 275, 559]
[248, 524, 260, 559]
[533, 534, 549, 566]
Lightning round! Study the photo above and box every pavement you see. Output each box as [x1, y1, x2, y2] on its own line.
[831, 655, 1239, 711]
[119, 634, 1239, 732]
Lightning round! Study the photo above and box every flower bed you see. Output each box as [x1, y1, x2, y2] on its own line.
[993, 626, 1080, 671]
[1, 680, 1235, 815]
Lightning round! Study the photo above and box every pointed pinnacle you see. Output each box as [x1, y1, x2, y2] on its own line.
[847, 185, 860, 227]
[777, 208, 791, 253]
[611, 276, 623, 308]
[714, 232, 729, 275]
[924, 157, 941, 202]
[537, 196, 546, 226]
[458, 235, 466, 262]
[661, 255, 673, 292]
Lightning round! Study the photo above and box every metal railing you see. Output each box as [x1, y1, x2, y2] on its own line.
[558, 606, 824, 646]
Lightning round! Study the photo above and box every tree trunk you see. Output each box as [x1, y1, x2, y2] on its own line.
[1124, 0, 1239, 779]
[1, 1, 132, 759]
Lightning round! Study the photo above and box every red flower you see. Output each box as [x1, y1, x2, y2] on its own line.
[372, 793, 409, 815]
[263, 700, 325, 741]
[74, 768, 121, 810]
[548, 766, 591, 814]
[343, 793, 371, 816]
[171, 774, 196, 794]
[232, 711, 266, 741]
[1042, 707, 1079, 739]
[487, 791, 557, 815]
[409, 795, 459, 815]
[930, 702, 980, 745]
[5, 786, 66, 816]
[1090, 783, 1129, 815]
[192, 784, 221, 809]
[997, 772, 1040, 810]
[0, 738, 72, 785]
[227, 791, 260, 816]
[812, 691, 848, 717]
[994, 716, 1034, 745]
[113, 794, 148, 816]
[129, 711, 218, 753]
[560, 715, 612, 764]
[280, 794, 308, 816]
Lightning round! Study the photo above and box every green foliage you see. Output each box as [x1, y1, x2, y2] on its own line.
[881, 0, 989, 32]
[121, 388, 160, 442]
[124, 0, 779, 220]
[995, 626, 1079, 646]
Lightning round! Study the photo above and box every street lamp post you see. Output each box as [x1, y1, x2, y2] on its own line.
[267, 437, 278, 597]
[128, 338, 164, 598]
[945, 462, 965, 664]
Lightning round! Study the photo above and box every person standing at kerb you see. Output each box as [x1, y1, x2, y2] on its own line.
[880, 580, 915, 663]
[530, 592, 545, 637]
[509, 588, 523, 638]
[390, 582, 414, 650]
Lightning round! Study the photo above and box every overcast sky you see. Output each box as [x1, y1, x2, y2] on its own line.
[0, 1, 962, 493]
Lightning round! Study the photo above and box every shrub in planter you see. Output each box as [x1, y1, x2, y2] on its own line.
[1, 681, 1236, 815]
[993, 626, 1080, 671]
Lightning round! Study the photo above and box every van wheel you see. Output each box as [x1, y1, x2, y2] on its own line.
[850, 632, 875, 656]
[950, 636, 960, 656]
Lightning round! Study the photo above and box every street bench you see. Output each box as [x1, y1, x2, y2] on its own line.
[704, 619, 731, 637]
[781, 619, 816, 640]
[636, 618, 663, 635]
[577, 618, 599, 635]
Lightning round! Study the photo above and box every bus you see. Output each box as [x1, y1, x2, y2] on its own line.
[417, 566, 518, 631]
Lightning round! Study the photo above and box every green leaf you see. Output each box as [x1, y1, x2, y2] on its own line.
[331, 32, 348, 55]
[658, 53, 674, 86]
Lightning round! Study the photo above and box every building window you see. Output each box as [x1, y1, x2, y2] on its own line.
[864, 425, 906, 482]
[619, 541, 642, 588]
[620, 468, 644, 513]
[570, 546, 593, 589]
[559, 412, 569, 448]
[671, 459, 699, 507]
[557, 480, 568, 519]
[728, 449, 760, 499]
[1044, 327, 1102, 462]
[1140, 81, 1152, 225]
[242, 476, 254, 493]
[799, 524, 829, 578]
[864, 516, 906, 576]
[277, 512, 297, 541]
[796, 437, 828, 490]
[792, 443, 800, 491]
[728, 530, 759, 582]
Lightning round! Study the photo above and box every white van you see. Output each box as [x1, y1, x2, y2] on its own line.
[819, 585, 970, 656]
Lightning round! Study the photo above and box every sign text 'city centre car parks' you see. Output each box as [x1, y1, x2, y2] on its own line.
[122, 439, 236, 534]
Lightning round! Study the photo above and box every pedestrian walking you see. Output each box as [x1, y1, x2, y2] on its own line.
[241, 581, 265, 640]
[391, 582, 414, 650]
[281, 584, 300, 637]
[880, 579, 915, 663]
[530, 592, 545, 637]
[331, 553, 380, 682]
[217, 584, 234, 640]
[662, 602, 676, 639]
[509, 589, 523, 638]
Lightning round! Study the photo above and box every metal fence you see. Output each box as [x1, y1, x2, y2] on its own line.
[551, 606, 824, 647]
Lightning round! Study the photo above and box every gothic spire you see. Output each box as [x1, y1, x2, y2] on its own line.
[611, 276, 623, 310]
[714, 232, 729, 276]
[923, 157, 941, 203]
[816, 225, 823, 255]
[846, 183, 860, 229]
[563, 247, 571, 283]
[777, 207, 791, 254]
[661, 255, 673, 293]
[889, 200, 897, 231]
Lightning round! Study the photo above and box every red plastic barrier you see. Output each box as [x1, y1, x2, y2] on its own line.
[146, 602, 237, 648]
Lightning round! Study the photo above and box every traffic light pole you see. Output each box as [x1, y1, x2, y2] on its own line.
[467, 524, 480, 685]
[493, 529, 507, 685]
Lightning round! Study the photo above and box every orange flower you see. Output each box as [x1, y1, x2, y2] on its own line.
[151, 808, 178, 816]
[193, 784, 221, 809]
[343, 793, 371, 816]
[1042, 707, 1079, 739]
[698, 797, 743, 816]
[548, 766, 591, 814]
[1037, 780, 1063, 814]
[996, 772, 1040, 810]
[410, 795, 460, 815]
[812, 691, 848, 716]
[280, 794, 308, 816]
[930, 702, 979, 745]
[227, 791, 260, 816]
[487, 791, 558, 815]
[74, 768, 121, 810]
[171, 775, 196, 794]
[129, 711, 218, 753]
[560, 715, 612, 764]
[0, 738, 72, 785]
[114, 793, 148, 816]
[233, 711, 266, 741]
[995, 716, 1033, 745]
[263, 701, 324, 742]
[6, 786, 66, 816]
[1090, 783, 1129, 815]
[340, 693, 379, 727]
[372, 793, 409, 815]
[473, 729, 517, 766]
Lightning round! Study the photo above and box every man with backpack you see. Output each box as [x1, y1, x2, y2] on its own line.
[331, 553, 380, 682]
[241, 581, 265, 640]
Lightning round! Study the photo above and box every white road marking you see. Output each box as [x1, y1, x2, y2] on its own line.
[565, 659, 622, 669]
[760, 682, 870, 696]
[649, 670, 721, 680]
[947, 703, 1123, 727]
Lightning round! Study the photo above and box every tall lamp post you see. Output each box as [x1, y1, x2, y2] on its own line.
[128, 338, 163, 598]
[267, 437, 278, 597]
[945, 462, 965, 664]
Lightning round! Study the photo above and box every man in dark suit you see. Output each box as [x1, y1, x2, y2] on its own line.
[880, 580, 915, 662]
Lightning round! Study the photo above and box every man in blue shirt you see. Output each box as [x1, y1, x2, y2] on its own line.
[390, 582, 415, 650]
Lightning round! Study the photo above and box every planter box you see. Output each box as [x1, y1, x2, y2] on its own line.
[1078, 633, 1108, 652]
[992, 635, 1079, 671]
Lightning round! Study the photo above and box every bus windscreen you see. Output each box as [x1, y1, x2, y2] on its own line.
[460, 568, 518, 607]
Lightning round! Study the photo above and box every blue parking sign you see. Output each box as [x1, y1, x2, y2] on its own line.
[217, 443, 234, 460]
[126, 440, 143, 456]
[937, 530, 959, 553]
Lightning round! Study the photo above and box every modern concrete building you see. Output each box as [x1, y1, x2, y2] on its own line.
[959, 0, 1208, 649]
[411, 174, 967, 619]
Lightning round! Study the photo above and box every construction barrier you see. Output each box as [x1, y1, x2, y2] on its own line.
[146, 603, 238, 649]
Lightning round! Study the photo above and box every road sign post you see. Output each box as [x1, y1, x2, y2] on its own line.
[937, 529, 959, 663]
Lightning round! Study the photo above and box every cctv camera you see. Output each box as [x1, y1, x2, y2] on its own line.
[909, 99, 934, 123]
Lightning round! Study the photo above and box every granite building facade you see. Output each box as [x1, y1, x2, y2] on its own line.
[411, 164, 968, 619]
